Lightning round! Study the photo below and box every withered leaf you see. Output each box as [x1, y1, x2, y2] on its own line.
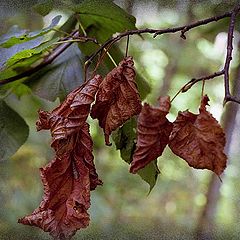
[169, 95, 227, 176]
[19, 76, 103, 239]
[36, 74, 102, 147]
[130, 96, 172, 174]
[91, 56, 142, 145]
[18, 133, 91, 240]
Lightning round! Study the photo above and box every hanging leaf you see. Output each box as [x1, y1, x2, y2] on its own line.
[19, 124, 93, 240]
[36, 75, 103, 189]
[19, 76, 102, 239]
[91, 56, 142, 145]
[169, 95, 227, 176]
[113, 118, 160, 192]
[0, 15, 62, 48]
[36, 74, 102, 147]
[130, 96, 172, 173]
[27, 43, 85, 101]
[0, 100, 29, 161]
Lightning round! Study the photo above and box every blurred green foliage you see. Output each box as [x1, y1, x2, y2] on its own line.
[0, 0, 240, 239]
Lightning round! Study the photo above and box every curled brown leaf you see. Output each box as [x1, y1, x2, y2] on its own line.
[18, 133, 91, 239]
[19, 76, 103, 239]
[130, 96, 172, 174]
[91, 56, 142, 145]
[36, 74, 102, 147]
[169, 95, 227, 176]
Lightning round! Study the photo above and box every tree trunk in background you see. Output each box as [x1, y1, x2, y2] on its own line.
[196, 58, 240, 239]
[159, 59, 178, 96]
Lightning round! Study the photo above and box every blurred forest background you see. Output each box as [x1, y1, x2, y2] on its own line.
[1, 0, 240, 239]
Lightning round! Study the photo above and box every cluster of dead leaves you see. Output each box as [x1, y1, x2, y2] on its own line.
[19, 57, 142, 240]
[19, 56, 227, 240]
[130, 95, 227, 177]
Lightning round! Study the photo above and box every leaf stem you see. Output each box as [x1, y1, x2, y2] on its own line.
[52, 28, 71, 37]
[170, 88, 183, 103]
[52, 37, 97, 45]
[76, 14, 87, 37]
[104, 47, 117, 67]
[201, 80, 205, 98]
[125, 35, 130, 57]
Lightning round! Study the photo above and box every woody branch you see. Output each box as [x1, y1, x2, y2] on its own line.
[177, 4, 240, 104]
[0, 4, 240, 106]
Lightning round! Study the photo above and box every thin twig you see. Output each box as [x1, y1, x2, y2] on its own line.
[86, 11, 232, 67]
[223, 4, 240, 105]
[91, 43, 118, 77]
[178, 2, 240, 107]
[201, 80, 205, 98]
[170, 88, 183, 103]
[154, 11, 231, 39]
[52, 28, 71, 37]
[182, 70, 225, 93]
[52, 37, 98, 45]
[171, 70, 224, 103]
[125, 35, 130, 57]
[224, 95, 240, 104]
[76, 14, 87, 37]
[159, 11, 230, 38]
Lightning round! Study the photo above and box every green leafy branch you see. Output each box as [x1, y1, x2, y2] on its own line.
[0, 31, 96, 86]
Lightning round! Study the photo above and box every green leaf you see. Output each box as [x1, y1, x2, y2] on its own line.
[29, 15, 61, 38]
[4, 38, 59, 68]
[112, 117, 160, 192]
[0, 81, 31, 99]
[0, 37, 43, 70]
[0, 54, 42, 82]
[0, 100, 29, 161]
[0, 38, 58, 82]
[0, 25, 27, 46]
[0, 68, 17, 81]
[137, 161, 159, 193]
[72, 0, 136, 43]
[33, 0, 54, 16]
[26, 43, 84, 101]
[0, 15, 61, 48]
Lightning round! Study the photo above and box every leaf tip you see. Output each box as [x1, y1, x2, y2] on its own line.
[36, 110, 50, 131]
[129, 166, 137, 174]
[158, 95, 171, 112]
[200, 94, 210, 111]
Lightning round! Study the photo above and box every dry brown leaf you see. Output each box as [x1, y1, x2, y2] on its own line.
[130, 96, 172, 174]
[91, 56, 142, 145]
[19, 76, 103, 239]
[36, 74, 102, 147]
[169, 95, 227, 175]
